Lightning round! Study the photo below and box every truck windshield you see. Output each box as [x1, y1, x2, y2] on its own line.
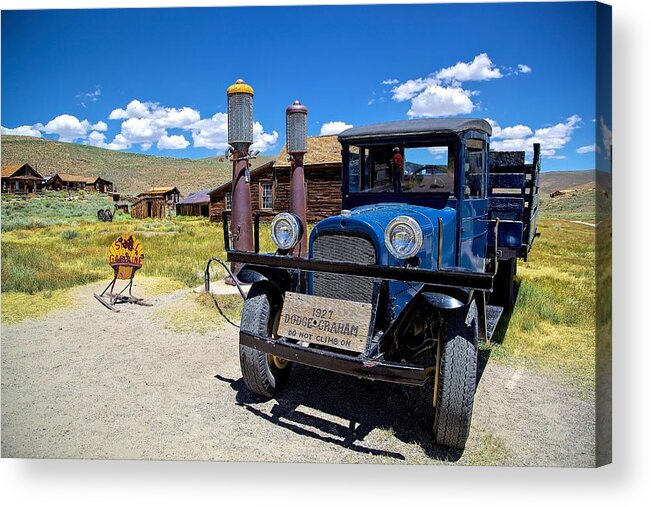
[347, 144, 455, 194]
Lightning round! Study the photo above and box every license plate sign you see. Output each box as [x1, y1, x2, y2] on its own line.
[277, 292, 372, 353]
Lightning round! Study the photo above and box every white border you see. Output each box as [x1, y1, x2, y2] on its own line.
[1, 0, 648, 505]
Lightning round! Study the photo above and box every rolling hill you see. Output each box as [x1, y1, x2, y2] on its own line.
[539, 170, 595, 194]
[1, 135, 274, 195]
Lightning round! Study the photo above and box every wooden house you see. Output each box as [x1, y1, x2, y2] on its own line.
[1, 163, 44, 194]
[209, 135, 342, 222]
[176, 190, 211, 217]
[93, 177, 114, 193]
[130, 186, 180, 219]
[47, 173, 113, 193]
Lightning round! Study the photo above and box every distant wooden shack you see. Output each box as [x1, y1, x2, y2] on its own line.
[176, 190, 211, 217]
[131, 186, 180, 219]
[209, 135, 342, 222]
[48, 173, 114, 193]
[550, 190, 566, 198]
[1, 163, 44, 194]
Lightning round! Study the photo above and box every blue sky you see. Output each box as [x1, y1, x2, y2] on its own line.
[1, 2, 610, 171]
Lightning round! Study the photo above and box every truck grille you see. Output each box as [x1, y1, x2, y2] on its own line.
[312, 233, 377, 304]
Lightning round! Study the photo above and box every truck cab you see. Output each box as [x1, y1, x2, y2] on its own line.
[226, 118, 540, 449]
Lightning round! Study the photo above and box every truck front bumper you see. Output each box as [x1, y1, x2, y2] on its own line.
[240, 329, 430, 386]
[227, 251, 494, 291]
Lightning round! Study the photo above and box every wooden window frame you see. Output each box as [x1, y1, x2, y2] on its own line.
[259, 181, 274, 210]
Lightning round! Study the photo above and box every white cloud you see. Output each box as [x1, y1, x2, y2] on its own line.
[577, 144, 596, 154]
[499, 125, 533, 139]
[42, 114, 90, 142]
[251, 122, 279, 152]
[86, 130, 107, 147]
[389, 53, 511, 118]
[90, 121, 108, 132]
[85, 130, 132, 151]
[109, 100, 200, 129]
[517, 64, 532, 74]
[157, 134, 190, 150]
[381, 79, 399, 85]
[489, 115, 582, 159]
[16, 98, 277, 153]
[391, 77, 435, 102]
[119, 117, 166, 145]
[186, 112, 277, 152]
[107, 134, 131, 150]
[78, 86, 101, 107]
[188, 112, 229, 150]
[320, 121, 353, 136]
[407, 85, 475, 117]
[1, 124, 43, 137]
[109, 99, 156, 120]
[436, 53, 503, 83]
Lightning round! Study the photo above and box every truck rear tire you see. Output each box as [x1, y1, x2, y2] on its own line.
[239, 283, 292, 398]
[433, 300, 478, 449]
[493, 258, 517, 310]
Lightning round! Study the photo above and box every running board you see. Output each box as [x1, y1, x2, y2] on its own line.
[486, 305, 504, 340]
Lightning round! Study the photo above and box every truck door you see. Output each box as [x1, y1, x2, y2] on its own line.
[458, 135, 489, 271]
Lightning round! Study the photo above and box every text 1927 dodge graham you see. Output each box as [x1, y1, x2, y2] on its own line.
[225, 118, 540, 449]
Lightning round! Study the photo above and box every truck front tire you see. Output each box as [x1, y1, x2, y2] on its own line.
[433, 299, 478, 449]
[239, 283, 292, 398]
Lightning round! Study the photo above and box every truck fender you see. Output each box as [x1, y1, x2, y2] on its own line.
[420, 287, 474, 310]
[238, 265, 292, 296]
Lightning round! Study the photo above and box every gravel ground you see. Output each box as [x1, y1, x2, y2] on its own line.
[1, 279, 595, 466]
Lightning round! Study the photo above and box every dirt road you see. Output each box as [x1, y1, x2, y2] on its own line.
[1, 279, 595, 466]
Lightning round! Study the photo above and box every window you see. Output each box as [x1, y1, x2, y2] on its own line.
[402, 146, 455, 194]
[225, 191, 232, 211]
[464, 139, 485, 198]
[347, 143, 455, 195]
[261, 182, 273, 209]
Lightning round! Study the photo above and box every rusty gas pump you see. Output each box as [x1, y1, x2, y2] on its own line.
[226, 79, 255, 282]
[286, 100, 308, 257]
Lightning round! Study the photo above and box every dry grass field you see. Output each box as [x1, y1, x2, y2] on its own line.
[1, 189, 599, 389]
[0, 187, 602, 465]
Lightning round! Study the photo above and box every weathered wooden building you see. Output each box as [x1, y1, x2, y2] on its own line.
[130, 186, 180, 219]
[209, 135, 342, 222]
[47, 173, 114, 192]
[1, 163, 44, 194]
[176, 190, 211, 217]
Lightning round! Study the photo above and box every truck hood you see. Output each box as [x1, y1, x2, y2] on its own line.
[309, 203, 457, 268]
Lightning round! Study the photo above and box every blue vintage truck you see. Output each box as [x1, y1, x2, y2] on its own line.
[226, 118, 540, 449]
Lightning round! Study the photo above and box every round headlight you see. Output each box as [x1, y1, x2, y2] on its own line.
[385, 216, 423, 260]
[270, 212, 303, 251]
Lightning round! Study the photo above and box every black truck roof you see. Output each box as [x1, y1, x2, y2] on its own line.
[338, 118, 492, 142]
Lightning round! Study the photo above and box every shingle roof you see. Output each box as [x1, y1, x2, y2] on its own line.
[140, 186, 179, 196]
[2, 164, 24, 178]
[178, 190, 211, 205]
[55, 173, 98, 184]
[273, 135, 341, 168]
[2, 163, 43, 180]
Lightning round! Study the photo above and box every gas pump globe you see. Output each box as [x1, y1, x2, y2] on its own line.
[286, 100, 308, 154]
